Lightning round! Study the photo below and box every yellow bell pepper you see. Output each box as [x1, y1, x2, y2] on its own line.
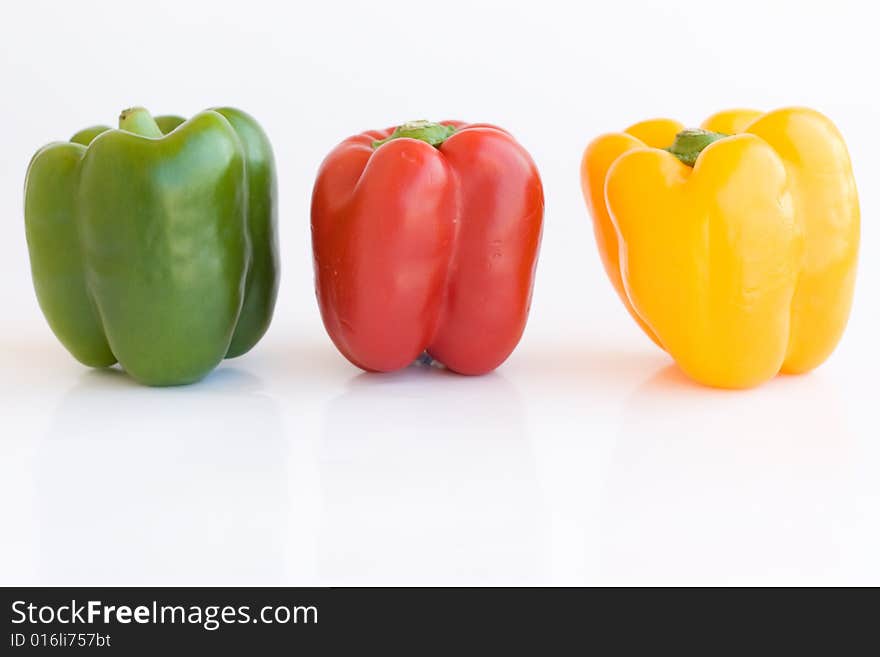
[580, 108, 859, 388]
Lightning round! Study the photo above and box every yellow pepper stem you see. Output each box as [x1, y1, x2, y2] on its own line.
[665, 129, 728, 167]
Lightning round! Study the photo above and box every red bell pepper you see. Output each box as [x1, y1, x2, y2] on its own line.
[311, 120, 544, 374]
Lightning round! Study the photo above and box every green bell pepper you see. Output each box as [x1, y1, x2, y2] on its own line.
[25, 106, 278, 386]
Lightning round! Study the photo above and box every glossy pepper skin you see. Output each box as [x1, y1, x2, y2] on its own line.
[312, 121, 544, 375]
[25, 107, 278, 386]
[581, 107, 859, 389]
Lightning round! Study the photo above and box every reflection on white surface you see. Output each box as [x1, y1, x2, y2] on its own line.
[598, 365, 857, 585]
[2, 336, 877, 586]
[318, 367, 545, 585]
[37, 366, 286, 586]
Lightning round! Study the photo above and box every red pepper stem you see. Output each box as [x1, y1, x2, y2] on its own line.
[372, 120, 456, 150]
[118, 107, 163, 138]
[665, 129, 728, 167]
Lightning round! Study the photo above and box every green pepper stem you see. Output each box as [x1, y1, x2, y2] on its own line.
[665, 129, 728, 167]
[118, 107, 163, 138]
[372, 120, 456, 149]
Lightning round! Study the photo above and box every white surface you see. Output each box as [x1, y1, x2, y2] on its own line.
[1, 0, 878, 586]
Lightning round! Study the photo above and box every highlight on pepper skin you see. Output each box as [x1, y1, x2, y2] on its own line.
[24, 106, 279, 386]
[580, 107, 859, 389]
[311, 120, 545, 376]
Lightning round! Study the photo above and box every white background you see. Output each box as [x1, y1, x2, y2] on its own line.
[1, 0, 877, 586]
